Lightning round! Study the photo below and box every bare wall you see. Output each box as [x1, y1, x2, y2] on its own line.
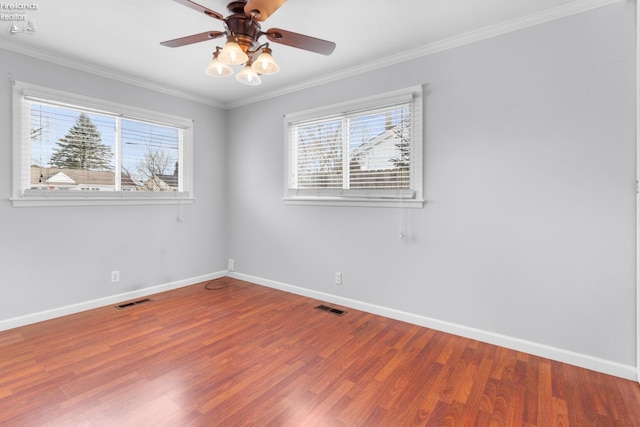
[226, 2, 636, 368]
[0, 49, 228, 321]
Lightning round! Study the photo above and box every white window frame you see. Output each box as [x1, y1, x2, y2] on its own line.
[284, 86, 424, 208]
[11, 81, 194, 207]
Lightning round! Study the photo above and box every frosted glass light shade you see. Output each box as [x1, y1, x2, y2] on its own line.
[251, 49, 279, 75]
[218, 41, 248, 65]
[236, 65, 261, 85]
[205, 57, 233, 77]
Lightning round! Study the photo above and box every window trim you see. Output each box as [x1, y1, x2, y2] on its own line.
[283, 86, 424, 208]
[11, 81, 194, 207]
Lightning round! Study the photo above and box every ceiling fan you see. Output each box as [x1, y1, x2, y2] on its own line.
[161, 0, 336, 85]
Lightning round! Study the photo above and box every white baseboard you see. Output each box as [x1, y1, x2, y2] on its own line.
[229, 272, 637, 382]
[0, 270, 227, 332]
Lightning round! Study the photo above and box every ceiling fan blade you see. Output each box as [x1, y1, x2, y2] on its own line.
[161, 30, 226, 47]
[265, 28, 336, 55]
[172, 0, 224, 20]
[244, 0, 286, 21]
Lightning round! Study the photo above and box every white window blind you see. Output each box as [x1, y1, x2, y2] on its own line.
[120, 118, 182, 192]
[285, 86, 423, 207]
[12, 81, 193, 206]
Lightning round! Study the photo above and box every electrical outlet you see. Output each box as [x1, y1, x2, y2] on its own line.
[335, 272, 342, 285]
[111, 270, 120, 283]
[228, 259, 234, 272]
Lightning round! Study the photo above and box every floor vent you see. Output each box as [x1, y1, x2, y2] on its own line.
[115, 298, 153, 310]
[315, 304, 346, 316]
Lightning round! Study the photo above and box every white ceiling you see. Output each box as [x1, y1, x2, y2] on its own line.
[0, 0, 619, 108]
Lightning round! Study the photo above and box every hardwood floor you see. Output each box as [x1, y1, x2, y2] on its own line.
[1, 278, 639, 426]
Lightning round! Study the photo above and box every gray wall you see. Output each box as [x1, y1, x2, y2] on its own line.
[0, 49, 228, 320]
[226, 2, 636, 367]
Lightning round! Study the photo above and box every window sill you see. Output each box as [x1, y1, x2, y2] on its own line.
[283, 196, 424, 208]
[11, 193, 195, 207]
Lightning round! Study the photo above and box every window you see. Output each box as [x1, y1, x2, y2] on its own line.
[284, 86, 423, 207]
[11, 81, 193, 207]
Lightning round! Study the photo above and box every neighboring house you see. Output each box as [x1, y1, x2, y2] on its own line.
[349, 127, 409, 189]
[351, 128, 402, 171]
[31, 166, 138, 191]
[141, 174, 179, 192]
[46, 172, 76, 189]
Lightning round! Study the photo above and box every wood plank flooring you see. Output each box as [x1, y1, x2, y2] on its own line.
[1, 277, 639, 426]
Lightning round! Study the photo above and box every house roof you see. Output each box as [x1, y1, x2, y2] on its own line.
[31, 166, 137, 187]
[46, 172, 75, 185]
[352, 129, 396, 158]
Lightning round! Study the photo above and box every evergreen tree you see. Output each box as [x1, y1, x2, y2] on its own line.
[50, 113, 113, 170]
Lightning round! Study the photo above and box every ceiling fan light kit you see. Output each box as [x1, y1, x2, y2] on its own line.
[251, 47, 279, 75]
[205, 50, 233, 77]
[218, 39, 249, 65]
[161, 0, 335, 86]
[236, 64, 262, 85]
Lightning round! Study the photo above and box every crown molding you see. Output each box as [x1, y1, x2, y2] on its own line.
[226, 0, 625, 109]
[0, 38, 226, 109]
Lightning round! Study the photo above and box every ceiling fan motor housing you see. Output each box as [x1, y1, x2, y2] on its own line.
[226, 1, 262, 52]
